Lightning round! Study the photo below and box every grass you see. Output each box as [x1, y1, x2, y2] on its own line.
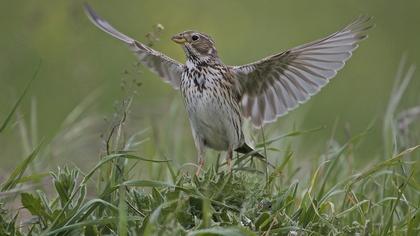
[0, 59, 419, 235]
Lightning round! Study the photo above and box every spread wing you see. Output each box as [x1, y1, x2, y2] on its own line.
[84, 4, 183, 89]
[231, 16, 373, 127]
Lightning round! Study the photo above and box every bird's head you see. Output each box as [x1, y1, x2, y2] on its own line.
[171, 31, 219, 62]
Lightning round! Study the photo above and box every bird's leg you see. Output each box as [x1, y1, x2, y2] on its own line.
[192, 130, 206, 176]
[195, 146, 206, 176]
[195, 157, 205, 176]
[227, 146, 233, 173]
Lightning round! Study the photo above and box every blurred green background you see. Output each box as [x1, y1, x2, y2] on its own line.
[0, 0, 419, 174]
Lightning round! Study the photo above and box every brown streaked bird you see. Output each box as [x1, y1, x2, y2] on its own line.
[84, 4, 372, 175]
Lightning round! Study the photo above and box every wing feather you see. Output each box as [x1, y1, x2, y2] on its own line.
[84, 4, 183, 89]
[231, 16, 373, 127]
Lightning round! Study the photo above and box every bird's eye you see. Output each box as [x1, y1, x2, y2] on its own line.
[192, 35, 199, 41]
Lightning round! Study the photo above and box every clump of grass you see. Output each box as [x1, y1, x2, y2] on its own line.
[0, 58, 419, 235]
[1, 139, 418, 235]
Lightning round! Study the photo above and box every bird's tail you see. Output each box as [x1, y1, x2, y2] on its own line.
[235, 143, 265, 159]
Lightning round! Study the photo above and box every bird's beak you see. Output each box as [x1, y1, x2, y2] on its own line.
[171, 35, 187, 44]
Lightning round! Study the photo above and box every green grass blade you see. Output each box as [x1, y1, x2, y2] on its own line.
[187, 226, 257, 236]
[381, 170, 414, 235]
[43, 216, 142, 236]
[143, 199, 178, 235]
[256, 126, 324, 148]
[1, 141, 43, 191]
[347, 145, 419, 188]
[120, 179, 190, 192]
[335, 200, 370, 218]
[55, 198, 118, 230]
[0, 61, 41, 133]
[118, 186, 128, 236]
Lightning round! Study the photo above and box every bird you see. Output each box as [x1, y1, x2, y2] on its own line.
[84, 4, 372, 175]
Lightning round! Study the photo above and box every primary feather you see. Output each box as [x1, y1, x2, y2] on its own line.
[84, 4, 183, 89]
[231, 16, 373, 127]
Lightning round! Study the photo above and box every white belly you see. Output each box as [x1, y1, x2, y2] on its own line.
[181, 75, 243, 151]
